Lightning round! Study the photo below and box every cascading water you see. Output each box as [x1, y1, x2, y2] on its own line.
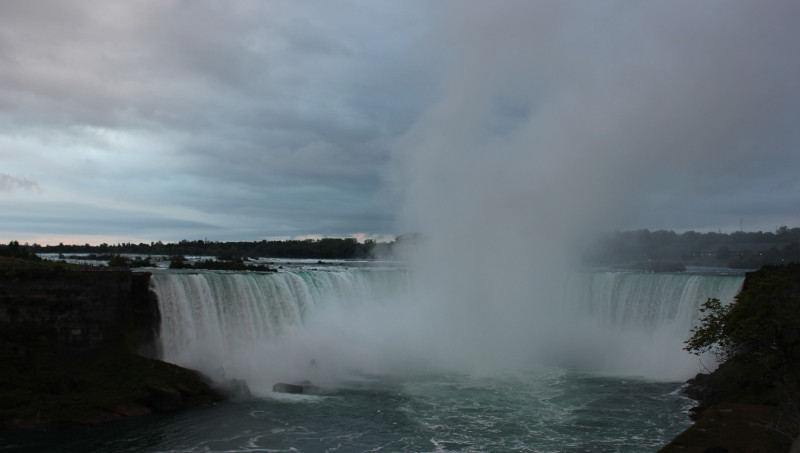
[151, 268, 413, 389]
[565, 272, 743, 329]
[551, 271, 744, 378]
[152, 268, 743, 386]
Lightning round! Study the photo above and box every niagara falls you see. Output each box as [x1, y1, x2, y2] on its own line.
[2, 0, 800, 451]
[144, 263, 747, 450]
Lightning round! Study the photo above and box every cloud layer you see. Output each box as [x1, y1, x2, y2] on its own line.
[0, 1, 798, 244]
[394, 1, 800, 239]
[0, 0, 431, 243]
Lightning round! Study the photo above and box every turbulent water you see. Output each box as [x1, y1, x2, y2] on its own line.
[3, 371, 694, 453]
[3, 265, 745, 452]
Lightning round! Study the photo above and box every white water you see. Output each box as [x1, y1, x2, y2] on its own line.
[151, 268, 743, 388]
[553, 272, 744, 378]
[152, 269, 414, 391]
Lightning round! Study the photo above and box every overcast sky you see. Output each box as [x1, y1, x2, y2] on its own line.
[1, 1, 798, 245]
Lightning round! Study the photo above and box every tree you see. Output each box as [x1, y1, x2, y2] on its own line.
[0, 241, 41, 260]
[685, 264, 800, 361]
[684, 297, 735, 359]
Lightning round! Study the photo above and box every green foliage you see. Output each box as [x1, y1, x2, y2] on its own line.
[685, 264, 800, 361]
[684, 297, 734, 359]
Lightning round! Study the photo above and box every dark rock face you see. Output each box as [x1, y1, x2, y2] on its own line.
[683, 355, 783, 422]
[144, 385, 184, 412]
[1, 349, 226, 429]
[0, 266, 223, 429]
[0, 269, 160, 357]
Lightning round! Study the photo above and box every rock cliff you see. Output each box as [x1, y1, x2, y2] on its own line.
[0, 259, 224, 429]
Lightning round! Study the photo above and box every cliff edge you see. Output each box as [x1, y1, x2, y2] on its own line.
[0, 257, 225, 429]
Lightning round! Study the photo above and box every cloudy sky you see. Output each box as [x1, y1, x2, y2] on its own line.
[1, 0, 798, 246]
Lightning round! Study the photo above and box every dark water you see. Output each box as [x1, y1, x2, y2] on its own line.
[1, 370, 692, 453]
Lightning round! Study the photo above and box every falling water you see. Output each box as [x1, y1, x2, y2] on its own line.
[151, 268, 413, 388]
[151, 268, 743, 384]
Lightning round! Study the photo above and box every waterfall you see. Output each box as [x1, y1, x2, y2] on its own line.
[565, 272, 744, 330]
[150, 269, 410, 387]
[151, 269, 744, 385]
[551, 271, 744, 378]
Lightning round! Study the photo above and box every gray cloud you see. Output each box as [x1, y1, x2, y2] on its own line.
[0, 173, 38, 192]
[0, 1, 797, 244]
[0, 0, 432, 242]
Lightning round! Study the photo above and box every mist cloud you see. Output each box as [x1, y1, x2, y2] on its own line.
[386, 0, 800, 373]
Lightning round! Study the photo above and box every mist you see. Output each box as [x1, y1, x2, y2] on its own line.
[383, 1, 799, 378]
[150, 1, 797, 386]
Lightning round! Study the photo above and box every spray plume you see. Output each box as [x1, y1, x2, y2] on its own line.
[386, 0, 799, 377]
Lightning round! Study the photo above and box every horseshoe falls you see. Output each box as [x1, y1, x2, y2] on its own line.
[84, 266, 744, 453]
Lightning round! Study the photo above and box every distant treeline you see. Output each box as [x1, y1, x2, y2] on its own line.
[21, 235, 420, 260]
[4, 227, 799, 268]
[583, 227, 800, 268]
[0, 241, 41, 261]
